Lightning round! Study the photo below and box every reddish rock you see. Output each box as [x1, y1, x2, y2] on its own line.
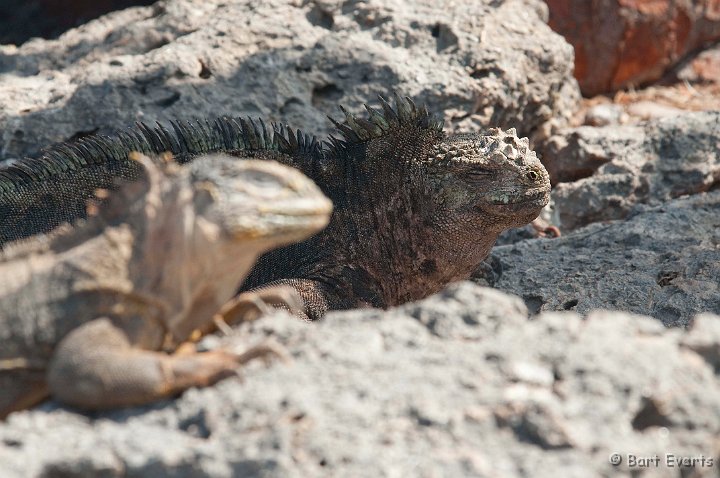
[546, 0, 720, 95]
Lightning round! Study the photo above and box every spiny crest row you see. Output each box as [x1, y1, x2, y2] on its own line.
[0, 117, 321, 193]
[327, 91, 444, 152]
[0, 93, 444, 193]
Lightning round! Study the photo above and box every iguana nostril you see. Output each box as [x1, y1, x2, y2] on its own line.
[526, 170, 539, 181]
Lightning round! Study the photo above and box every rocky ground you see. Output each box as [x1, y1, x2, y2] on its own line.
[1, 284, 720, 478]
[1, 0, 719, 477]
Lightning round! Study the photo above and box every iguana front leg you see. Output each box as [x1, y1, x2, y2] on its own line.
[46, 317, 281, 410]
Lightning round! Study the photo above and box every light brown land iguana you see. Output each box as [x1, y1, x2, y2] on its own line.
[0, 93, 551, 322]
[0, 153, 332, 418]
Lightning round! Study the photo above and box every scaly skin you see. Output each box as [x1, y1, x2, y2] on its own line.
[0, 153, 331, 418]
[0, 92, 550, 323]
[241, 94, 551, 320]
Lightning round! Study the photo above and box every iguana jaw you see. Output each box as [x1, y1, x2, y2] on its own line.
[231, 199, 332, 245]
[485, 189, 549, 227]
[489, 188, 549, 208]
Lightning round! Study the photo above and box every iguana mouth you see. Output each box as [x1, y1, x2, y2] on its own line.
[512, 190, 549, 206]
[230, 197, 332, 242]
[256, 198, 333, 234]
[260, 197, 333, 219]
[490, 189, 548, 206]
[264, 212, 331, 229]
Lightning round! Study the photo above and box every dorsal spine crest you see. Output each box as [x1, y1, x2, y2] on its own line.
[0, 117, 322, 193]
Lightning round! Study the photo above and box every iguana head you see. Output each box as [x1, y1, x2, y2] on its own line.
[424, 127, 550, 230]
[327, 93, 550, 235]
[186, 155, 332, 248]
[108, 153, 331, 336]
[320, 94, 552, 305]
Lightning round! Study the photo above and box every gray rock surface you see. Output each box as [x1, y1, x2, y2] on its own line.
[539, 123, 645, 184]
[541, 112, 720, 230]
[479, 191, 720, 327]
[582, 102, 626, 127]
[2, 1, 720, 477]
[0, 0, 578, 162]
[2, 282, 719, 478]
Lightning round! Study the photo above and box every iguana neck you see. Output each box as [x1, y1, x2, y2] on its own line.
[329, 177, 500, 308]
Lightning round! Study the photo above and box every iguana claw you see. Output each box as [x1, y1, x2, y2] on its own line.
[214, 285, 305, 326]
[232, 338, 291, 365]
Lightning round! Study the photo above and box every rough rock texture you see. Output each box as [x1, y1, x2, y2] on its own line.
[0, 0, 579, 164]
[1, 282, 720, 477]
[540, 111, 720, 230]
[675, 40, 720, 84]
[539, 123, 645, 185]
[574, 68, 720, 130]
[1, 1, 719, 477]
[479, 191, 720, 327]
[547, 0, 720, 95]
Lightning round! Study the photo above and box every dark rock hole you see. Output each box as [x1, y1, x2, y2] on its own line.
[178, 412, 212, 439]
[431, 23, 459, 52]
[311, 84, 343, 107]
[524, 295, 545, 315]
[155, 90, 181, 108]
[198, 60, 213, 79]
[306, 5, 334, 30]
[512, 418, 570, 450]
[280, 97, 304, 115]
[631, 396, 673, 431]
[2, 438, 22, 448]
[656, 270, 679, 287]
[562, 299, 578, 310]
[471, 66, 503, 80]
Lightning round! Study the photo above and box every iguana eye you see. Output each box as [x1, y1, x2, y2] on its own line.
[466, 169, 494, 179]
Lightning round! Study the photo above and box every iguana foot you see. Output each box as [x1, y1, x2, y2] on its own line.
[215, 285, 304, 326]
[46, 318, 288, 411]
[160, 338, 290, 391]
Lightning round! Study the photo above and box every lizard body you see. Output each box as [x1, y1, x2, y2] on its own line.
[0, 93, 550, 321]
[241, 95, 551, 319]
[0, 153, 331, 417]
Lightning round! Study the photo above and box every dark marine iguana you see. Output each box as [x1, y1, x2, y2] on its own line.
[0, 153, 331, 418]
[0, 93, 550, 321]
[240, 94, 551, 319]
